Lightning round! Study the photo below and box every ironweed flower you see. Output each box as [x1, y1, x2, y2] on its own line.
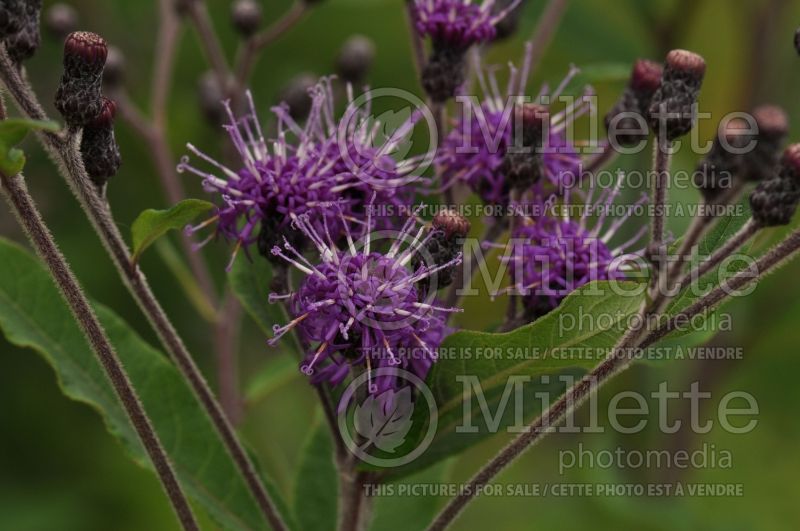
[498, 174, 648, 320]
[179, 79, 427, 269]
[436, 59, 587, 207]
[268, 207, 461, 394]
[413, 0, 522, 102]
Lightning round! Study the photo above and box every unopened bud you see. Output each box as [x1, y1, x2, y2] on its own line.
[336, 35, 375, 84]
[5, 0, 42, 63]
[740, 105, 789, 182]
[55, 31, 108, 126]
[231, 0, 262, 37]
[502, 104, 548, 190]
[649, 49, 706, 141]
[81, 97, 122, 188]
[278, 72, 317, 121]
[750, 144, 800, 227]
[174, 0, 195, 16]
[433, 209, 471, 239]
[197, 70, 225, 125]
[44, 3, 77, 40]
[694, 118, 750, 202]
[414, 209, 469, 291]
[605, 59, 663, 147]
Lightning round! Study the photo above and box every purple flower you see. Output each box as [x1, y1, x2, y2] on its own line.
[501, 174, 648, 319]
[413, 0, 521, 49]
[178, 79, 425, 269]
[437, 60, 590, 206]
[268, 208, 461, 394]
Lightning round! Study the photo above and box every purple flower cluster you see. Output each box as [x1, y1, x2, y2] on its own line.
[178, 79, 425, 268]
[501, 174, 648, 319]
[437, 60, 589, 206]
[413, 0, 521, 49]
[268, 208, 461, 394]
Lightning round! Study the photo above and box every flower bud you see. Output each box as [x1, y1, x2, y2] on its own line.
[648, 49, 706, 141]
[5, 0, 42, 63]
[103, 45, 125, 88]
[750, 144, 800, 227]
[740, 105, 789, 182]
[433, 209, 471, 239]
[278, 72, 317, 121]
[197, 70, 224, 125]
[502, 103, 548, 190]
[44, 2, 77, 40]
[336, 35, 375, 84]
[694, 118, 750, 202]
[231, 0, 262, 37]
[173, 0, 195, 16]
[414, 209, 470, 290]
[80, 97, 122, 188]
[55, 31, 108, 126]
[604, 59, 663, 147]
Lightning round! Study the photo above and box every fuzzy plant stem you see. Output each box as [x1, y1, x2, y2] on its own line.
[0, 171, 200, 531]
[650, 134, 672, 266]
[234, 2, 307, 87]
[0, 48, 289, 531]
[337, 460, 371, 531]
[404, 0, 427, 78]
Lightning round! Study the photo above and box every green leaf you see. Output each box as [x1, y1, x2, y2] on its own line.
[0, 119, 60, 176]
[386, 281, 646, 478]
[292, 420, 338, 531]
[0, 237, 290, 531]
[229, 255, 301, 356]
[245, 354, 301, 406]
[130, 199, 214, 263]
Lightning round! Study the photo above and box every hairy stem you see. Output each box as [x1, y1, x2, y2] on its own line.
[0, 48, 288, 531]
[650, 134, 672, 262]
[640, 227, 800, 349]
[185, 0, 231, 89]
[337, 458, 371, 531]
[0, 171, 200, 531]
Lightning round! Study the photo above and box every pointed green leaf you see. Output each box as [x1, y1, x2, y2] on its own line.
[0, 237, 291, 531]
[293, 420, 338, 531]
[131, 199, 214, 263]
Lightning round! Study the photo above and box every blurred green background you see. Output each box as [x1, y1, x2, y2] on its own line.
[2, 0, 800, 529]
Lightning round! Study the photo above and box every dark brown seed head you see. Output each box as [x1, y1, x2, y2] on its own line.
[279, 73, 318, 121]
[514, 103, 549, 148]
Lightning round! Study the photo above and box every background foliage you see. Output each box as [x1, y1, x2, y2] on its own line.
[2, 0, 800, 529]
